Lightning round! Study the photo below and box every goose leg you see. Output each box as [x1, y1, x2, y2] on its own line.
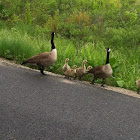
[101, 79, 105, 87]
[91, 79, 95, 85]
[74, 76, 77, 80]
[39, 67, 46, 75]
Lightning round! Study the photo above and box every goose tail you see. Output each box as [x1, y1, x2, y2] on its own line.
[21, 61, 27, 65]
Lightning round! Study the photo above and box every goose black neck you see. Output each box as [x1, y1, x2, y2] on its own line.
[51, 34, 55, 50]
[106, 51, 110, 64]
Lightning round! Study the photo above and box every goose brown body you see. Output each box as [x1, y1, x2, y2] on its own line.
[22, 49, 57, 67]
[88, 64, 112, 79]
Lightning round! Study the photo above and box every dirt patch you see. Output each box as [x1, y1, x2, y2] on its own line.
[0, 57, 139, 99]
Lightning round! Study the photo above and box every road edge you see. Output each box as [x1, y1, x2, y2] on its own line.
[0, 57, 139, 99]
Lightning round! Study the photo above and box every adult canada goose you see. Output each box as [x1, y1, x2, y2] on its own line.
[22, 32, 57, 75]
[136, 79, 140, 94]
[62, 58, 70, 72]
[74, 60, 88, 80]
[88, 48, 113, 87]
[64, 65, 77, 79]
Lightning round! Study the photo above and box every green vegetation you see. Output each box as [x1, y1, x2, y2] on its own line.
[0, 0, 140, 91]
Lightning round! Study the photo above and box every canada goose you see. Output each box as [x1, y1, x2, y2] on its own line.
[136, 79, 140, 94]
[62, 58, 70, 72]
[74, 60, 88, 80]
[64, 65, 77, 79]
[22, 32, 57, 75]
[88, 48, 113, 87]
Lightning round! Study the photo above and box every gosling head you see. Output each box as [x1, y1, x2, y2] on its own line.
[65, 58, 70, 63]
[87, 65, 93, 71]
[106, 48, 111, 52]
[73, 65, 77, 69]
[83, 60, 88, 64]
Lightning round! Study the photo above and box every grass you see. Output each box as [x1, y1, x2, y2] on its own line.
[0, 28, 139, 91]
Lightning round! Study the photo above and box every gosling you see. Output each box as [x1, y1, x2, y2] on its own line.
[86, 66, 93, 73]
[62, 58, 70, 73]
[64, 65, 77, 79]
[74, 60, 88, 80]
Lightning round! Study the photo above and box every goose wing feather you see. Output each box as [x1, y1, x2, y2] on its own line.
[23, 52, 50, 64]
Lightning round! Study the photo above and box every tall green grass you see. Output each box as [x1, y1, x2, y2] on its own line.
[0, 28, 139, 91]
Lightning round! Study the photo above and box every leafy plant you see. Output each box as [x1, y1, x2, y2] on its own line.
[117, 80, 124, 88]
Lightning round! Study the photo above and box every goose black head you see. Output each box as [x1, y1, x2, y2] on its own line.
[106, 48, 111, 52]
[51, 32, 55, 36]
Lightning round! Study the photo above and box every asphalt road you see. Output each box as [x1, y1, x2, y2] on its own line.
[0, 63, 140, 140]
